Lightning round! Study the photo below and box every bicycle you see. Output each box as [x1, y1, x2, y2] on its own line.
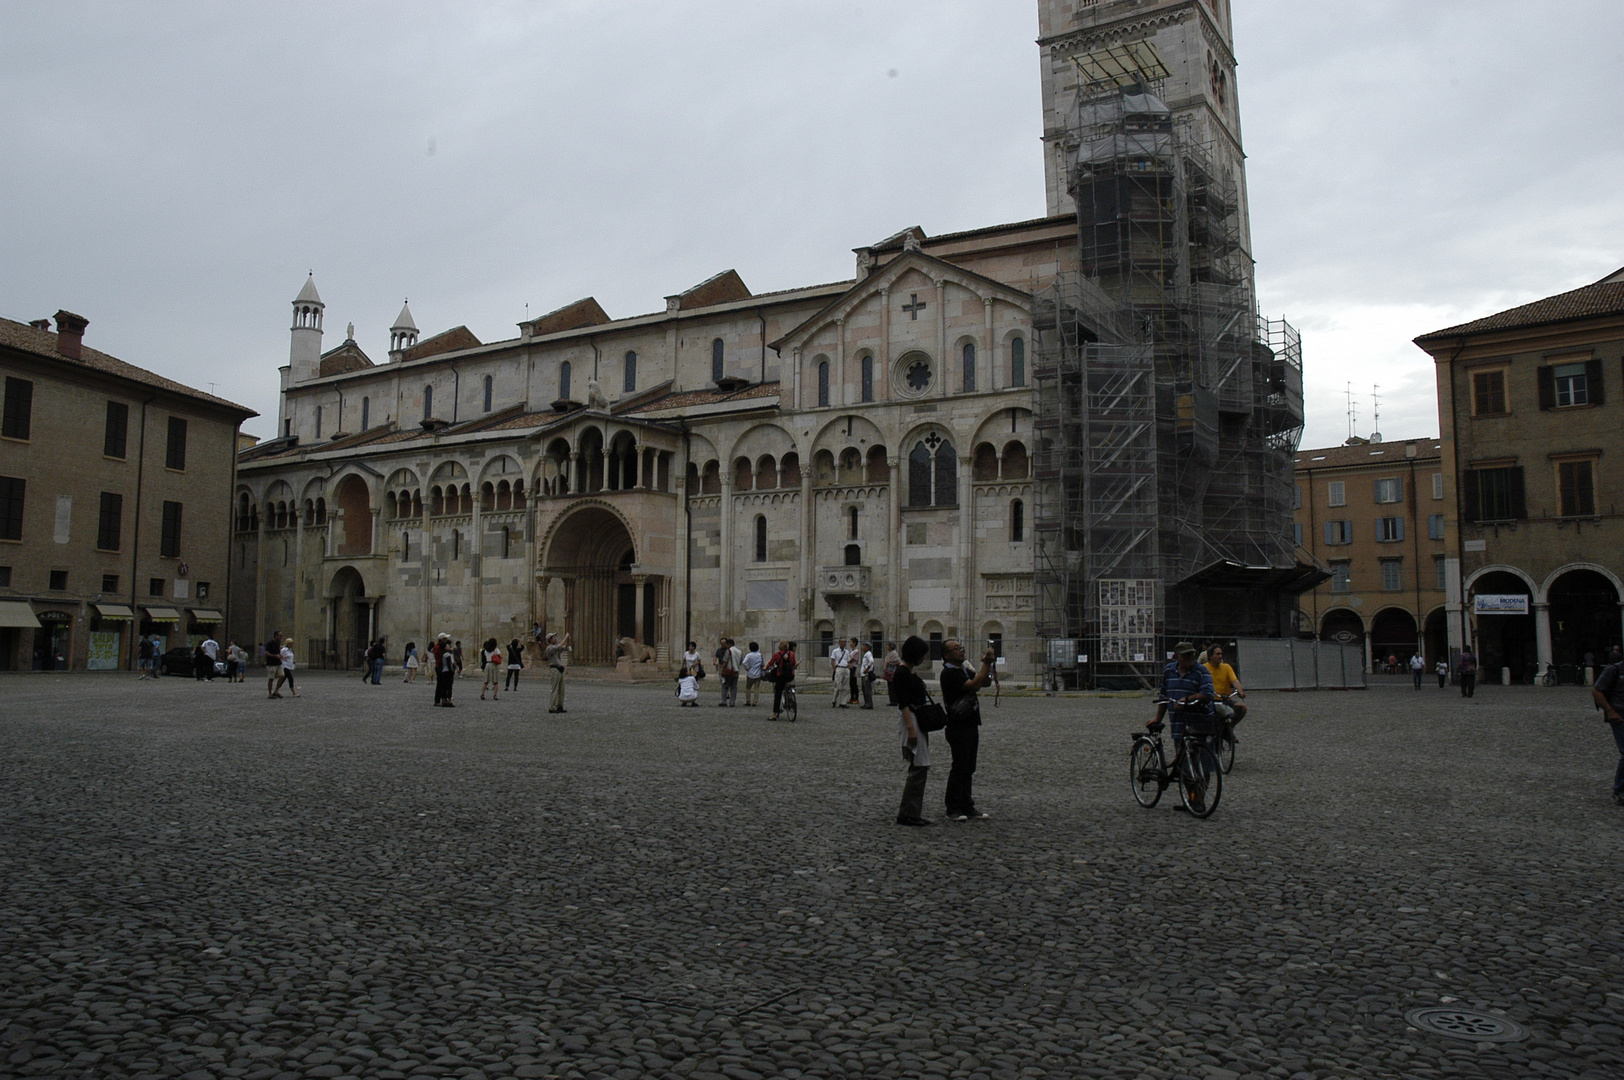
[1206, 692, 1242, 774]
[1130, 701, 1223, 818]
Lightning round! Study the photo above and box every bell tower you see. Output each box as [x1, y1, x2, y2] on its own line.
[289, 274, 325, 384]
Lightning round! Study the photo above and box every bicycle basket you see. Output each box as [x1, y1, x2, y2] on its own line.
[1180, 713, 1225, 737]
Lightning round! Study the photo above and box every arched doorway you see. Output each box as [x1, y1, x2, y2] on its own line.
[541, 505, 654, 665]
[1319, 608, 1364, 648]
[327, 566, 374, 670]
[1370, 608, 1419, 673]
[1547, 568, 1621, 671]
[1469, 570, 1536, 683]
[1423, 607, 1448, 667]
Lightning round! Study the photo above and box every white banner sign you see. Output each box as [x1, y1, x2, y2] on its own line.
[1474, 593, 1529, 615]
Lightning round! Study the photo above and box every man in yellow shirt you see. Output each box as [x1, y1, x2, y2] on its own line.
[1206, 644, 1247, 725]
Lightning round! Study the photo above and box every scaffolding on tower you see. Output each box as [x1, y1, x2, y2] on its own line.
[1031, 41, 1317, 688]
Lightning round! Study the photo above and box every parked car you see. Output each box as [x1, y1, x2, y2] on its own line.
[158, 647, 197, 677]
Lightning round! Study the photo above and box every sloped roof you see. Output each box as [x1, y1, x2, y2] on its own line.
[403, 325, 481, 361]
[1415, 265, 1624, 342]
[1295, 440, 1442, 469]
[294, 275, 323, 305]
[628, 381, 781, 414]
[667, 269, 751, 311]
[0, 316, 254, 417]
[319, 339, 374, 378]
[391, 301, 417, 332]
[522, 297, 611, 336]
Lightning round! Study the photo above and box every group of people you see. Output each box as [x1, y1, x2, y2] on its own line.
[261, 631, 299, 697]
[890, 636, 996, 826]
[827, 638, 883, 709]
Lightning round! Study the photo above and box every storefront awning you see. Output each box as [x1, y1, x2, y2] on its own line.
[142, 606, 182, 622]
[190, 608, 224, 623]
[0, 600, 42, 628]
[94, 603, 136, 619]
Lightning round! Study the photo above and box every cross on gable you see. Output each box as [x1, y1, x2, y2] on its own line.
[901, 293, 926, 321]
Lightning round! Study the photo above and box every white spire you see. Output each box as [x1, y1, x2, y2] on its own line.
[389, 298, 419, 357]
[391, 300, 417, 333]
[294, 273, 323, 306]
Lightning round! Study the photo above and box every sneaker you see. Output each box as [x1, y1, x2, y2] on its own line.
[895, 816, 933, 827]
[948, 812, 969, 822]
[1614, 792, 1624, 806]
[964, 808, 989, 820]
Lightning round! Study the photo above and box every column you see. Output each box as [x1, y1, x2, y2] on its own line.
[370, 507, 381, 557]
[719, 469, 734, 620]
[569, 452, 580, 495]
[536, 575, 552, 639]
[800, 460, 814, 642]
[292, 503, 306, 655]
[254, 505, 268, 641]
[562, 576, 577, 652]
[836, 317, 846, 406]
[935, 280, 948, 399]
[420, 491, 432, 647]
[958, 454, 975, 640]
[471, 489, 484, 638]
[631, 573, 649, 646]
[1534, 602, 1553, 674]
[791, 347, 803, 410]
[878, 287, 891, 400]
[888, 455, 903, 636]
[984, 296, 997, 391]
[673, 450, 689, 660]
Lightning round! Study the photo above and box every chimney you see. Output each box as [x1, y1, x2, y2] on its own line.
[28, 319, 49, 330]
[54, 310, 88, 359]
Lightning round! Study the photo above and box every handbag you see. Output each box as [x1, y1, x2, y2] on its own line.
[913, 686, 948, 733]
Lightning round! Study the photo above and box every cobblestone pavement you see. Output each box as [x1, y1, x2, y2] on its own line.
[3, 670, 1622, 1080]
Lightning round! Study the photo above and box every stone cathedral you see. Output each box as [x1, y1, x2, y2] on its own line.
[234, 0, 1272, 677]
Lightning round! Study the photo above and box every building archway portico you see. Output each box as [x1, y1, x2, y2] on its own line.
[538, 502, 669, 665]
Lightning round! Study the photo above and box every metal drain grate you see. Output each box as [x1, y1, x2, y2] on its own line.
[1405, 1007, 1528, 1043]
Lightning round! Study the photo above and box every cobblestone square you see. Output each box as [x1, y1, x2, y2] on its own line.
[3, 671, 1622, 1080]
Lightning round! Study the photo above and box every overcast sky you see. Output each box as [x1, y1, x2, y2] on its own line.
[3, 1, 1621, 447]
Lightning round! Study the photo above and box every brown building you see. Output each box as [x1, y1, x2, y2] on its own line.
[0, 313, 255, 671]
[1415, 264, 1624, 683]
[1293, 438, 1450, 673]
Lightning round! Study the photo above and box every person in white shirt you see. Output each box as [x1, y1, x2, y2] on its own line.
[275, 642, 298, 698]
[1409, 651, 1426, 690]
[676, 666, 699, 706]
[742, 642, 765, 706]
[858, 642, 877, 708]
[201, 636, 219, 681]
[830, 639, 851, 708]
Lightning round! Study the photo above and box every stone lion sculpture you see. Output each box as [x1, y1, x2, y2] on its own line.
[586, 378, 609, 410]
[617, 637, 656, 663]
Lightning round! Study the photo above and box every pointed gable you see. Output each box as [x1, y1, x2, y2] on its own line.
[403, 326, 482, 361]
[523, 297, 611, 337]
[666, 269, 751, 312]
[318, 339, 374, 378]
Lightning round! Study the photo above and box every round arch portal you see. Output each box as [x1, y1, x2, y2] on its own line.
[539, 505, 662, 665]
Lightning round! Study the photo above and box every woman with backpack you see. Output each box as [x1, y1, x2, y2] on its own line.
[766, 639, 797, 721]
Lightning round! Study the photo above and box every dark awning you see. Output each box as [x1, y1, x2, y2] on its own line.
[1178, 560, 1331, 595]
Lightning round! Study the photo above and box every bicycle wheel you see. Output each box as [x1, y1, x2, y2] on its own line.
[1129, 738, 1164, 808]
[1216, 728, 1236, 774]
[783, 686, 798, 723]
[1178, 741, 1222, 818]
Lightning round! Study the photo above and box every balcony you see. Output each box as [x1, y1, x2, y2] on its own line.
[817, 565, 872, 603]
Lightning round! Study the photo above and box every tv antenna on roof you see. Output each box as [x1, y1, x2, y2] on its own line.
[1371, 384, 1382, 443]
[1345, 382, 1358, 442]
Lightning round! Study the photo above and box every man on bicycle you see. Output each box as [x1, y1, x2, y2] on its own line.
[1205, 644, 1246, 727]
[1151, 642, 1214, 741]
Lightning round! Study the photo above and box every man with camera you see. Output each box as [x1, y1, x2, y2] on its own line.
[939, 638, 998, 822]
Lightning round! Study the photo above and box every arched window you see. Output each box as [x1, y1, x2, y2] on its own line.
[401, 531, 409, 559]
[962, 342, 976, 392]
[1011, 499, 1025, 542]
[934, 439, 957, 504]
[754, 515, 767, 562]
[908, 443, 932, 508]
[844, 543, 862, 566]
[910, 435, 957, 506]
[452, 529, 460, 560]
[817, 360, 830, 407]
[623, 351, 637, 393]
[483, 374, 493, 412]
[860, 354, 874, 402]
[423, 385, 433, 420]
[1010, 336, 1026, 387]
[712, 338, 725, 384]
[560, 360, 571, 401]
[315, 405, 323, 438]
[501, 525, 511, 559]
[360, 396, 370, 431]
[848, 505, 859, 540]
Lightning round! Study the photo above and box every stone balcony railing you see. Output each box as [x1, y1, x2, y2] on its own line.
[817, 565, 871, 602]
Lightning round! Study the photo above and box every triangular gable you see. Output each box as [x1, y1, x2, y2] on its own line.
[768, 250, 1032, 354]
[523, 297, 611, 336]
[403, 325, 482, 361]
[318, 340, 374, 377]
[666, 269, 751, 312]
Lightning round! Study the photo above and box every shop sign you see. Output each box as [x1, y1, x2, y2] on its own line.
[1474, 594, 1529, 615]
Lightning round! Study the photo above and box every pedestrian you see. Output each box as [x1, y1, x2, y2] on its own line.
[435, 634, 457, 707]
[1205, 644, 1247, 725]
[480, 638, 503, 700]
[201, 634, 220, 680]
[742, 641, 764, 706]
[683, 641, 703, 693]
[766, 639, 796, 721]
[366, 639, 386, 684]
[891, 635, 936, 827]
[453, 640, 465, 679]
[830, 637, 850, 708]
[361, 640, 375, 682]
[939, 638, 997, 822]
[859, 642, 876, 708]
[1592, 648, 1624, 806]
[883, 641, 901, 683]
[403, 641, 419, 683]
[1458, 647, 1478, 698]
[275, 639, 298, 697]
[1436, 657, 1449, 689]
[506, 637, 524, 691]
[546, 631, 570, 713]
[676, 665, 700, 706]
[223, 641, 239, 683]
[1409, 651, 1425, 690]
[718, 637, 741, 707]
[137, 634, 154, 680]
[193, 640, 210, 681]
[265, 630, 283, 698]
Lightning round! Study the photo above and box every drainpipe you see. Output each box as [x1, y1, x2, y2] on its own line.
[127, 394, 156, 667]
[680, 417, 692, 649]
[757, 310, 767, 384]
[1447, 336, 1468, 658]
[450, 364, 460, 423]
[590, 337, 600, 381]
[1409, 451, 1422, 659]
[225, 419, 241, 645]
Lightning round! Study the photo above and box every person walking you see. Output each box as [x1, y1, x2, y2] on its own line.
[223, 641, 240, 683]
[830, 638, 850, 708]
[858, 642, 876, 709]
[939, 638, 997, 822]
[883, 642, 901, 683]
[847, 640, 862, 704]
[1436, 658, 1449, 689]
[718, 637, 742, 707]
[1458, 647, 1478, 698]
[479, 638, 503, 701]
[137, 634, 154, 680]
[434, 634, 457, 707]
[403, 641, 419, 683]
[506, 637, 524, 691]
[766, 639, 796, 721]
[264, 631, 283, 697]
[201, 635, 220, 681]
[361, 640, 375, 683]
[1409, 651, 1426, 690]
[275, 640, 298, 698]
[193, 640, 210, 682]
[453, 640, 465, 680]
[1592, 648, 1624, 805]
[742, 641, 764, 707]
[891, 635, 935, 827]
[546, 632, 570, 713]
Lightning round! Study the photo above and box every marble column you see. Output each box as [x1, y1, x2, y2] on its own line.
[888, 456, 902, 637]
[800, 459, 814, 642]
[935, 279, 948, 399]
[878, 287, 891, 400]
[719, 470, 734, 621]
[958, 454, 975, 641]
[984, 297, 997, 391]
[1534, 602, 1553, 674]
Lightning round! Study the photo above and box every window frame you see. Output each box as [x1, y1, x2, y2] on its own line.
[1375, 516, 1405, 543]
[1323, 519, 1352, 545]
[817, 360, 830, 407]
[1373, 477, 1402, 504]
[483, 374, 494, 413]
[1555, 455, 1598, 518]
[1010, 336, 1025, 387]
[1463, 464, 1526, 523]
[104, 400, 129, 459]
[1327, 480, 1346, 507]
[96, 491, 123, 552]
[165, 416, 187, 471]
[0, 475, 24, 541]
[1, 377, 32, 441]
[1471, 366, 1509, 417]
[1380, 558, 1402, 592]
[962, 341, 976, 392]
[712, 338, 725, 385]
[623, 351, 637, 394]
[1427, 513, 1445, 540]
[860, 354, 874, 403]
[1329, 561, 1351, 594]
[160, 500, 183, 558]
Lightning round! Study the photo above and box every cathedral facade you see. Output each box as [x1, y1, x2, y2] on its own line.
[233, 0, 1274, 678]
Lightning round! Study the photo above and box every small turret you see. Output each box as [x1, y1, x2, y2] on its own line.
[389, 300, 418, 361]
[289, 274, 325, 384]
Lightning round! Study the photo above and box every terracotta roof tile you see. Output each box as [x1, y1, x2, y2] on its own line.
[1415, 268, 1624, 341]
[0, 316, 255, 415]
[630, 381, 781, 413]
[1295, 441, 1441, 469]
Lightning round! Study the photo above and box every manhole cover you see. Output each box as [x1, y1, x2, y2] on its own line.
[1405, 1007, 1528, 1043]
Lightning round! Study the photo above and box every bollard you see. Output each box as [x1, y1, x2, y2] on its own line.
[1501, 666, 1511, 686]
[1585, 666, 1595, 685]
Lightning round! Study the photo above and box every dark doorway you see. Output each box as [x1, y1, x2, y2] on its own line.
[617, 583, 638, 641]
[1470, 571, 1536, 682]
[1370, 608, 1419, 673]
[1424, 607, 1448, 667]
[1547, 569, 1620, 668]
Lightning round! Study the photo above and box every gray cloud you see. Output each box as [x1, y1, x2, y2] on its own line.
[4, 2, 1619, 448]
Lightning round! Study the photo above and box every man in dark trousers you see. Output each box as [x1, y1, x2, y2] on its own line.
[1458, 647, 1478, 698]
[1592, 647, 1624, 806]
[938, 638, 998, 822]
